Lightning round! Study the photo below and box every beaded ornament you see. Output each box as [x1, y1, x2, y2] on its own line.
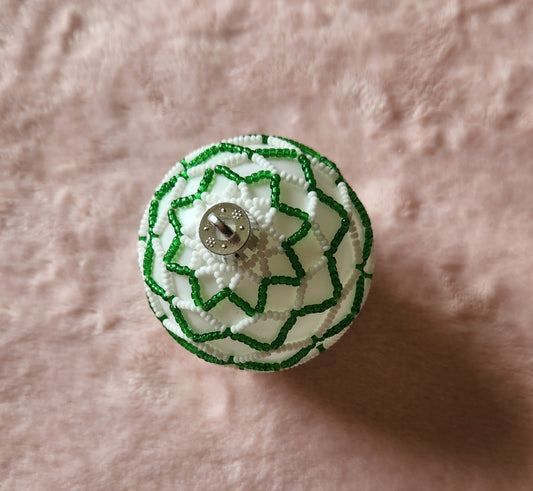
[138, 135, 373, 371]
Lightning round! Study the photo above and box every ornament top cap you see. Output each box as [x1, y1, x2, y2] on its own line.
[199, 202, 251, 256]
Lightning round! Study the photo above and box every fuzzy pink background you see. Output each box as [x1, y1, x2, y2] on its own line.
[2, 0, 533, 489]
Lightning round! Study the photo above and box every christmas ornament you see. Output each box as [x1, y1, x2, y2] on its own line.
[138, 134, 373, 371]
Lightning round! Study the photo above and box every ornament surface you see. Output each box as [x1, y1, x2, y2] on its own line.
[138, 134, 373, 371]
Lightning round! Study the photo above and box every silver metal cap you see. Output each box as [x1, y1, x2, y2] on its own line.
[198, 202, 251, 256]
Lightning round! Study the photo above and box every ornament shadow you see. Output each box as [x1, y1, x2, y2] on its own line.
[276, 255, 532, 478]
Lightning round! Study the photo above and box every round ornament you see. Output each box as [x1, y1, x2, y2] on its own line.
[138, 134, 373, 371]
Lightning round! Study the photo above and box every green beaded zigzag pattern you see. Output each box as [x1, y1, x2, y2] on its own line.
[138, 135, 373, 371]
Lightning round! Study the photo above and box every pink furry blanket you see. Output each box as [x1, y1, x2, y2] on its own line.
[2, 1, 532, 489]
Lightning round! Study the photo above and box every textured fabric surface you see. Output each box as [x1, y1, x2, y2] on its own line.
[1, 1, 533, 489]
